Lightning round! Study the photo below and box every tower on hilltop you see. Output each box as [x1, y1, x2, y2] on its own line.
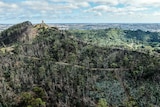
[34, 20, 49, 29]
[42, 20, 44, 24]
[41, 20, 44, 27]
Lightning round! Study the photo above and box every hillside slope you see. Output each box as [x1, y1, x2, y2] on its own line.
[70, 28, 160, 54]
[0, 21, 159, 107]
[0, 21, 37, 45]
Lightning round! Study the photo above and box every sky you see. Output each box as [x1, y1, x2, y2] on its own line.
[1, 0, 160, 23]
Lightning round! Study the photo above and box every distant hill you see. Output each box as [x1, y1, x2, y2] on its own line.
[70, 28, 160, 53]
[49, 23, 160, 32]
[0, 21, 159, 107]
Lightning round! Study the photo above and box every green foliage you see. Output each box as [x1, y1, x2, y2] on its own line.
[20, 90, 46, 107]
[110, 63, 118, 68]
[124, 97, 138, 107]
[97, 98, 109, 107]
[32, 87, 45, 99]
[29, 98, 46, 107]
[21, 92, 33, 104]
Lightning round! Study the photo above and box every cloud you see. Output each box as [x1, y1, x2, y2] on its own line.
[75, 2, 90, 8]
[126, 6, 147, 12]
[0, 1, 19, 13]
[92, 0, 119, 6]
[96, 12, 102, 16]
[22, 0, 90, 13]
[51, 0, 119, 6]
[22, 1, 52, 11]
[1, 0, 160, 23]
[0, 1, 15, 8]
[131, 0, 160, 7]
[85, 5, 147, 14]
[86, 5, 119, 13]
[153, 12, 160, 16]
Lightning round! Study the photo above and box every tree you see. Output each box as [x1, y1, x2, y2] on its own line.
[97, 98, 109, 107]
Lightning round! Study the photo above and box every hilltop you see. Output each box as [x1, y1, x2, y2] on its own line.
[34, 20, 50, 29]
[0, 21, 159, 107]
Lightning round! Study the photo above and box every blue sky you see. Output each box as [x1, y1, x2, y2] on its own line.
[1, 0, 160, 23]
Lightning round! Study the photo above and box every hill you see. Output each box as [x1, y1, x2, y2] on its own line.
[70, 28, 160, 54]
[0, 21, 159, 107]
[0, 21, 37, 45]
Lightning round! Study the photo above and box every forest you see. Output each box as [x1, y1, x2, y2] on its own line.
[0, 21, 159, 107]
[69, 28, 160, 53]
